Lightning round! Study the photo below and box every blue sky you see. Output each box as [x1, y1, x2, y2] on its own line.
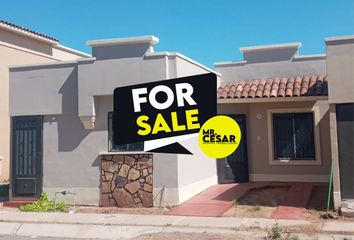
[1, 0, 353, 67]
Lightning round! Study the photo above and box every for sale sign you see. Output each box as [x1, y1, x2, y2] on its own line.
[113, 73, 217, 154]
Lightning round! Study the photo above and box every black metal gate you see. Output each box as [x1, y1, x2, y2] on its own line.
[12, 116, 43, 198]
[217, 115, 249, 183]
[336, 103, 354, 199]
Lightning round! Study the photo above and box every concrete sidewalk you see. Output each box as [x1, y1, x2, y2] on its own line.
[0, 211, 353, 239]
[0, 211, 312, 229]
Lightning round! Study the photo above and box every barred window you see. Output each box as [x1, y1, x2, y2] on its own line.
[108, 112, 144, 151]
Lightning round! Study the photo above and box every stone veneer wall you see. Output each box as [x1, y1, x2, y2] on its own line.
[100, 154, 153, 207]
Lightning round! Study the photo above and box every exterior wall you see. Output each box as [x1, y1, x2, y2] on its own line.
[0, 44, 57, 181]
[175, 56, 210, 77]
[0, 30, 53, 56]
[41, 96, 110, 205]
[329, 104, 342, 208]
[176, 137, 217, 204]
[215, 44, 326, 82]
[92, 43, 152, 60]
[152, 152, 178, 206]
[326, 36, 354, 208]
[327, 38, 354, 104]
[77, 56, 168, 118]
[10, 64, 78, 116]
[218, 100, 331, 182]
[52, 46, 89, 61]
[216, 58, 326, 82]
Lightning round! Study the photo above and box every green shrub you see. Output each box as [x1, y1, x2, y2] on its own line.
[266, 223, 283, 239]
[266, 223, 299, 240]
[20, 192, 69, 212]
[271, 223, 283, 239]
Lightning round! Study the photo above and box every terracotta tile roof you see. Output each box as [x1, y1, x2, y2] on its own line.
[217, 75, 328, 99]
[0, 20, 58, 43]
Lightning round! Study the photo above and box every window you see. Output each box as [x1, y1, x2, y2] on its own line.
[273, 112, 315, 160]
[108, 112, 144, 152]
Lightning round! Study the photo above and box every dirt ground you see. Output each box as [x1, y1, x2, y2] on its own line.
[307, 186, 330, 211]
[2, 184, 353, 224]
[223, 186, 288, 218]
[304, 186, 338, 221]
[75, 206, 170, 215]
[223, 205, 276, 218]
[0, 205, 170, 215]
[78, 186, 290, 218]
[74, 185, 348, 222]
[237, 186, 289, 207]
[222, 185, 354, 222]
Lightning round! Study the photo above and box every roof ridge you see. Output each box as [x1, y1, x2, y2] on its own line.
[0, 20, 58, 42]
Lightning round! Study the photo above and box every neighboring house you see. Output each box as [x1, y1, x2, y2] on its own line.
[9, 36, 219, 206]
[216, 43, 329, 184]
[0, 20, 90, 182]
[8, 32, 354, 210]
[216, 36, 354, 209]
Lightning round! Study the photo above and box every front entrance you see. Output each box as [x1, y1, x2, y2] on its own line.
[12, 116, 43, 198]
[336, 103, 354, 199]
[217, 115, 249, 183]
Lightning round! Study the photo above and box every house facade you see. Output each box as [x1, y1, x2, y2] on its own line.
[9, 36, 219, 206]
[216, 43, 330, 184]
[0, 20, 89, 182]
[8, 33, 354, 209]
[216, 37, 354, 209]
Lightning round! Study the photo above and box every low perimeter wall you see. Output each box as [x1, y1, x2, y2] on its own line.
[100, 154, 153, 207]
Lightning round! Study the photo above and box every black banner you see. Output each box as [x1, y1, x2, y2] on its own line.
[113, 73, 217, 148]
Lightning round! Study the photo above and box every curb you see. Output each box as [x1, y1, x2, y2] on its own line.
[0, 211, 353, 236]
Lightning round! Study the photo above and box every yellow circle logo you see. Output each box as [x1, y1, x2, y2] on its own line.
[198, 116, 241, 158]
